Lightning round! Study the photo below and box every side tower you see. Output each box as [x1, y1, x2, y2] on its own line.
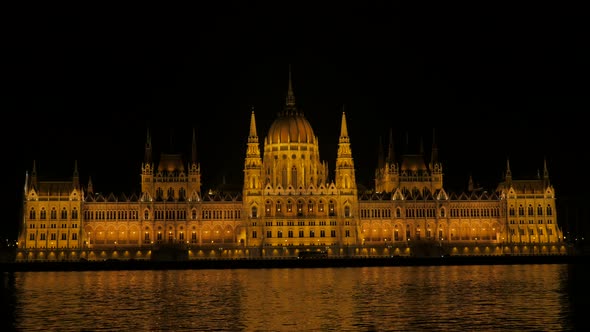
[335, 111, 359, 246]
[375, 129, 399, 193]
[375, 130, 443, 194]
[140, 128, 201, 201]
[243, 109, 264, 247]
[497, 158, 563, 244]
[17, 161, 84, 259]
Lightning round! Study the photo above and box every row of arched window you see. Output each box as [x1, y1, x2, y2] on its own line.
[29, 207, 78, 220]
[509, 204, 553, 217]
[252, 205, 351, 218]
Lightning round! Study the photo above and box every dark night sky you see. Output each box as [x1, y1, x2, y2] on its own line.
[3, 5, 589, 239]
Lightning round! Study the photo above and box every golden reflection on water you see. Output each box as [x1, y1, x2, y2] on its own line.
[5, 264, 584, 331]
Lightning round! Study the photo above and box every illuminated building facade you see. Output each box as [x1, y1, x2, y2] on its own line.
[16, 74, 566, 261]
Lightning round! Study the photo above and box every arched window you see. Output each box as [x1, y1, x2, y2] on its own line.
[61, 208, 68, 220]
[252, 206, 258, 218]
[191, 209, 197, 220]
[276, 200, 282, 213]
[72, 208, 78, 220]
[297, 200, 304, 216]
[509, 206, 515, 216]
[50, 208, 57, 220]
[40, 208, 46, 220]
[344, 206, 351, 217]
[440, 208, 446, 218]
[518, 205, 524, 216]
[546, 205, 552, 216]
[29, 208, 36, 220]
[328, 201, 335, 216]
[396, 207, 401, 218]
[527, 205, 533, 216]
[144, 210, 150, 220]
[537, 205, 543, 216]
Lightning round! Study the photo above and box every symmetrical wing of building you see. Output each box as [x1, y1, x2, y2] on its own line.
[16, 74, 566, 261]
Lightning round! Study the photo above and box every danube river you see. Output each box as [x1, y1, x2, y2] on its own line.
[2, 263, 588, 331]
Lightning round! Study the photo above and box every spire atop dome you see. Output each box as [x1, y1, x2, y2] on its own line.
[286, 64, 296, 108]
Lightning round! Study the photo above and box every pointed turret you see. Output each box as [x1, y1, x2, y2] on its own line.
[505, 158, 512, 183]
[468, 175, 474, 192]
[24, 170, 29, 197]
[387, 129, 395, 164]
[188, 127, 202, 195]
[141, 127, 155, 195]
[340, 108, 349, 139]
[249, 108, 258, 141]
[244, 107, 263, 192]
[543, 157, 550, 187]
[336, 111, 356, 191]
[87, 176, 94, 195]
[73, 160, 79, 189]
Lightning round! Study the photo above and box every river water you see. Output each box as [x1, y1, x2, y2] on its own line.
[2, 264, 588, 331]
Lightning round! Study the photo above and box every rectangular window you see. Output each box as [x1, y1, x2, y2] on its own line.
[345, 230, 350, 238]
[298, 230, 304, 237]
[252, 231, 257, 239]
[309, 230, 315, 238]
[320, 230, 325, 238]
[266, 230, 272, 238]
[40, 233, 46, 240]
[61, 233, 67, 240]
[288, 230, 293, 238]
[29, 233, 35, 240]
[330, 230, 336, 237]
[50, 233, 56, 240]
[72, 233, 77, 240]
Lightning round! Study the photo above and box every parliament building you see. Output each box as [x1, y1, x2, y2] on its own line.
[16, 74, 566, 261]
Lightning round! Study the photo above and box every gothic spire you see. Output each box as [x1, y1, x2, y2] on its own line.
[73, 160, 79, 189]
[340, 109, 349, 138]
[87, 176, 94, 195]
[387, 128, 395, 164]
[249, 107, 258, 140]
[505, 158, 512, 182]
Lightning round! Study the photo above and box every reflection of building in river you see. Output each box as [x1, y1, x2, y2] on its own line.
[16, 72, 566, 261]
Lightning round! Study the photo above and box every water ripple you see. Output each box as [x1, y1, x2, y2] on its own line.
[4, 264, 586, 331]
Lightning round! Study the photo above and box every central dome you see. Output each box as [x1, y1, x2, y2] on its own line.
[267, 112, 316, 144]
